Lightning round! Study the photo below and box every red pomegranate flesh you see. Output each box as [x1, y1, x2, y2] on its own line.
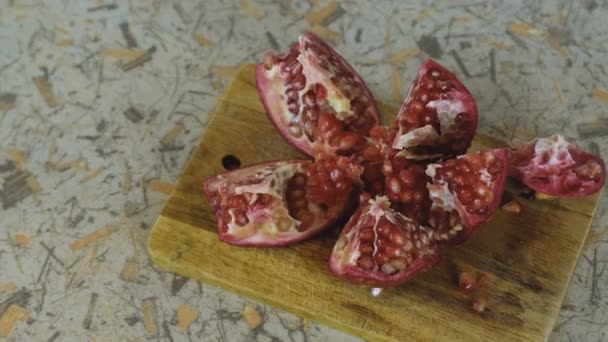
[426, 149, 508, 244]
[382, 153, 432, 224]
[256, 32, 380, 157]
[508, 134, 606, 197]
[391, 59, 478, 160]
[203, 159, 353, 247]
[329, 195, 441, 287]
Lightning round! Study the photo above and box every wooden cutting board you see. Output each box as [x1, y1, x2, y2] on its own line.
[147, 64, 602, 342]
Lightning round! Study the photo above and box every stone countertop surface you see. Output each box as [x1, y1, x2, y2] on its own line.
[0, 0, 607, 341]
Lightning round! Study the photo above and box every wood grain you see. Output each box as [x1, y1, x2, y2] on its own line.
[147, 64, 602, 342]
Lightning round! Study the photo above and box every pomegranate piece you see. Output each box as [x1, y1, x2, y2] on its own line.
[203, 159, 353, 247]
[501, 200, 523, 215]
[426, 149, 508, 244]
[256, 32, 380, 157]
[329, 195, 441, 287]
[508, 134, 606, 197]
[391, 59, 478, 160]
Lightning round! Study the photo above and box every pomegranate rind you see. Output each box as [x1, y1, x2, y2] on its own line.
[256, 32, 380, 157]
[391, 59, 478, 160]
[328, 196, 441, 287]
[508, 135, 606, 197]
[426, 148, 509, 244]
[203, 159, 349, 247]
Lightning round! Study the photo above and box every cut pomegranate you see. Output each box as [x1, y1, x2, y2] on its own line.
[203, 159, 352, 247]
[391, 59, 478, 160]
[426, 149, 508, 244]
[256, 32, 380, 157]
[508, 134, 606, 197]
[329, 196, 441, 287]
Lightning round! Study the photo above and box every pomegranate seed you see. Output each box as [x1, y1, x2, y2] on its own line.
[389, 229, 406, 245]
[363, 146, 382, 162]
[472, 296, 487, 313]
[370, 126, 388, 141]
[377, 221, 392, 237]
[409, 100, 424, 114]
[360, 243, 374, 254]
[419, 92, 429, 103]
[291, 173, 307, 186]
[277, 217, 292, 232]
[288, 123, 303, 137]
[359, 192, 372, 204]
[375, 252, 389, 266]
[263, 52, 276, 69]
[501, 200, 523, 214]
[458, 271, 476, 291]
[292, 198, 308, 209]
[387, 177, 402, 195]
[380, 262, 397, 275]
[295, 211, 314, 231]
[287, 102, 300, 114]
[336, 133, 361, 151]
[234, 211, 249, 226]
[384, 245, 403, 258]
[359, 229, 374, 241]
[398, 169, 415, 186]
[357, 255, 375, 269]
[315, 84, 327, 101]
[390, 257, 408, 271]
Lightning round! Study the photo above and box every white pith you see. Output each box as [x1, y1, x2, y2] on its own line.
[528, 135, 575, 173]
[426, 164, 458, 216]
[297, 48, 353, 120]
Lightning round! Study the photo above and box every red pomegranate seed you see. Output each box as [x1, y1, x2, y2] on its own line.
[357, 255, 375, 269]
[458, 271, 476, 291]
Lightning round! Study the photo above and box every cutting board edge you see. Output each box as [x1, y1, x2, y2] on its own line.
[541, 187, 604, 339]
[147, 216, 402, 342]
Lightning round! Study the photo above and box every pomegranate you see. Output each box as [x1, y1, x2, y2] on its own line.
[508, 134, 606, 197]
[426, 149, 508, 244]
[329, 196, 441, 287]
[391, 59, 478, 160]
[256, 32, 380, 157]
[203, 159, 353, 247]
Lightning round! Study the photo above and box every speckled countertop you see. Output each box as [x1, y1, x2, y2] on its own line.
[0, 1, 607, 341]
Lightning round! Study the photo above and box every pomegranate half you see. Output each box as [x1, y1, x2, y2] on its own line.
[203, 159, 353, 247]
